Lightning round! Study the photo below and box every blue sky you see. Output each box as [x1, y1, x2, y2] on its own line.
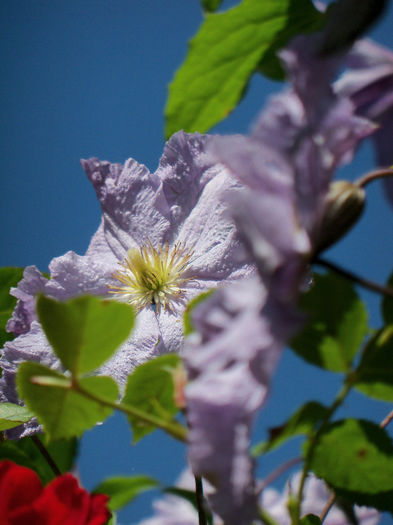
[2, 1, 393, 523]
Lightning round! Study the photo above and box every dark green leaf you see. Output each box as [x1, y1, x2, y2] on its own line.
[165, 0, 324, 137]
[0, 435, 78, 484]
[94, 475, 158, 511]
[36, 295, 135, 375]
[290, 272, 368, 372]
[382, 271, 393, 324]
[0, 267, 24, 346]
[319, 0, 388, 55]
[201, 0, 224, 12]
[17, 362, 118, 440]
[123, 354, 180, 442]
[301, 516, 321, 525]
[183, 290, 214, 336]
[0, 402, 34, 431]
[252, 401, 328, 455]
[334, 487, 393, 514]
[310, 419, 393, 493]
[355, 325, 393, 401]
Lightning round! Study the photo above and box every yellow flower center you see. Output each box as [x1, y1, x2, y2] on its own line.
[109, 241, 194, 313]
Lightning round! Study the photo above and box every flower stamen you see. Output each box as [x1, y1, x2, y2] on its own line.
[109, 241, 194, 313]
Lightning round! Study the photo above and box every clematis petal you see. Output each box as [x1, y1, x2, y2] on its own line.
[158, 131, 218, 234]
[81, 156, 171, 258]
[6, 266, 48, 336]
[45, 250, 115, 300]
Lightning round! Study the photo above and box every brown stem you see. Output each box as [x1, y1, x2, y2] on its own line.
[314, 258, 393, 299]
[32, 435, 61, 477]
[195, 475, 208, 525]
[355, 167, 393, 188]
[380, 408, 393, 429]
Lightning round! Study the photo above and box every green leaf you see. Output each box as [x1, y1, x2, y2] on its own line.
[290, 272, 368, 372]
[252, 401, 328, 455]
[0, 402, 34, 431]
[94, 475, 158, 511]
[201, 0, 224, 12]
[310, 419, 393, 493]
[36, 295, 135, 375]
[0, 435, 78, 484]
[0, 267, 24, 346]
[17, 362, 118, 440]
[165, 0, 324, 137]
[382, 271, 393, 324]
[123, 354, 180, 442]
[354, 325, 393, 401]
[183, 290, 214, 336]
[301, 516, 321, 525]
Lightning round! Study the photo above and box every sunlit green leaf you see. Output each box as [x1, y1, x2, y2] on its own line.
[355, 325, 393, 401]
[252, 401, 328, 455]
[0, 267, 24, 346]
[17, 362, 118, 440]
[94, 475, 158, 511]
[290, 272, 368, 372]
[310, 419, 393, 493]
[36, 295, 135, 375]
[0, 402, 34, 431]
[123, 354, 180, 442]
[0, 435, 78, 484]
[165, 0, 324, 137]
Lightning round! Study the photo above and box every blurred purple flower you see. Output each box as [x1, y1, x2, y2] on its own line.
[183, 35, 374, 525]
[0, 131, 251, 438]
[184, 277, 298, 525]
[335, 38, 393, 203]
[139, 469, 379, 525]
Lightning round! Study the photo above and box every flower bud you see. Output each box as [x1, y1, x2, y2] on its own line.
[315, 180, 366, 255]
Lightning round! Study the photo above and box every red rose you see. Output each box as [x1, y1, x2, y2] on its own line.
[0, 460, 110, 525]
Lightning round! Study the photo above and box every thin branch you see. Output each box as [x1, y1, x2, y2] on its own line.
[73, 382, 187, 442]
[355, 167, 393, 188]
[320, 493, 336, 524]
[257, 457, 303, 494]
[380, 408, 393, 429]
[314, 257, 393, 299]
[31, 435, 61, 477]
[195, 475, 207, 525]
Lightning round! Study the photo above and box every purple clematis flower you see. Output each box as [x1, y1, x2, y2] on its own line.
[0, 131, 252, 437]
[182, 34, 375, 525]
[335, 38, 393, 204]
